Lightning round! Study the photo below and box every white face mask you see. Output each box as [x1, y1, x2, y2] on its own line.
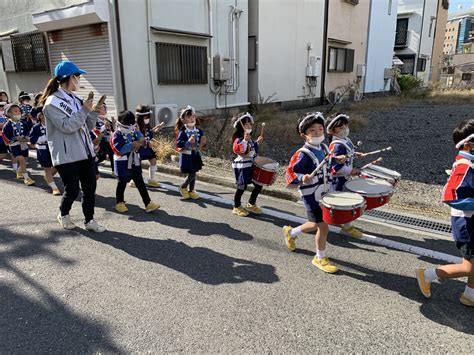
[11, 114, 22, 122]
[308, 135, 324, 146]
[185, 123, 195, 130]
[245, 128, 252, 134]
[339, 127, 349, 139]
[144, 119, 150, 125]
[71, 76, 81, 91]
[119, 123, 133, 135]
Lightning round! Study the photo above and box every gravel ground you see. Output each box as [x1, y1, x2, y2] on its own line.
[164, 100, 474, 220]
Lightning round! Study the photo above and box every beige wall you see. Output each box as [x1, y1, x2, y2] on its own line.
[325, 0, 370, 98]
[431, 0, 448, 82]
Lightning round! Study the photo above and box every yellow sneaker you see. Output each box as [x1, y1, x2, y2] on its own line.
[415, 268, 431, 299]
[179, 187, 190, 199]
[232, 206, 249, 217]
[189, 191, 200, 200]
[341, 226, 363, 238]
[115, 202, 129, 213]
[24, 177, 35, 186]
[52, 188, 61, 196]
[145, 201, 160, 213]
[16, 172, 23, 179]
[129, 181, 136, 188]
[460, 293, 474, 307]
[312, 256, 338, 274]
[147, 180, 161, 188]
[283, 226, 297, 251]
[245, 203, 262, 214]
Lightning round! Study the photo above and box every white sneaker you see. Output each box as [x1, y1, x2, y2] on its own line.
[57, 214, 76, 230]
[84, 220, 107, 233]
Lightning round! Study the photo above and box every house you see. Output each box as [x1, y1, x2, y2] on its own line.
[364, 0, 399, 94]
[248, 0, 326, 109]
[324, 0, 371, 103]
[394, 0, 448, 85]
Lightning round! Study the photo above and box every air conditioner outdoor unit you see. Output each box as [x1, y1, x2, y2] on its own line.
[151, 104, 178, 128]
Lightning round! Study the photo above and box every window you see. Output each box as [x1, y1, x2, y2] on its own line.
[328, 47, 354, 73]
[156, 42, 208, 85]
[395, 18, 409, 47]
[417, 58, 427, 72]
[461, 72, 472, 81]
[10, 31, 48, 72]
[398, 55, 416, 74]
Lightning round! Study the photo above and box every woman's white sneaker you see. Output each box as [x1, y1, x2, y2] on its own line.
[84, 220, 107, 233]
[57, 214, 76, 230]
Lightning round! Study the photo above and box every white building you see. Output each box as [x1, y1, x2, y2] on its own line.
[248, 0, 325, 108]
[364, 0, 399, 94]
[394, 0, 443, 85]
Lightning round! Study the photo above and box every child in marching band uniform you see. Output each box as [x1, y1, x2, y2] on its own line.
[135, 104, 162, 188]
[2, 103, 35, 185]
[93, 103, 115, 173]
[283, 112, 338, 274]
[0, 101, 7, 161]
[327, 113, 363, 238]
[231, 112, 264, 217]
[175, 105, 206, 200]
[29, 106, 61, 195]
[416, 119, 474, 307]
[110, 110, 160, 213]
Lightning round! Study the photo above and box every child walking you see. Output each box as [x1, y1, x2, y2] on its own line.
[231, 112, 264, 217]
[29, 106, 61, 195]
[175, 105, 206, 200]
[283, 112, 338, 273]
[110, 110, 160, 213]
[2, 103, 35, 185]
[327, 113, 363, 238]
[135, 104, 163, 188]
[416, 119, 474, 306]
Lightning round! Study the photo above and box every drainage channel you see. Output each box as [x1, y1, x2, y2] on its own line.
[362, 209, 452, 236]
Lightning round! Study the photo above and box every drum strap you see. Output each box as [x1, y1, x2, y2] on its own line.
[297, 146, 330, 193]
[330, 139, 353, 157]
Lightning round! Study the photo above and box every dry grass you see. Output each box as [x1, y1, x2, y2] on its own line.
[424, 87, 474, 105]
[152, 136, 177, 163]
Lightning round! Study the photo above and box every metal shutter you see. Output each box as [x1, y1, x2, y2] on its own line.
[47, 23, 116, 117]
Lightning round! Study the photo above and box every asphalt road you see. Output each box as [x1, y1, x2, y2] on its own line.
[0, 160, 472, 353]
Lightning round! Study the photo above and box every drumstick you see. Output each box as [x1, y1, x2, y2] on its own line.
[87, 91, 94, 100]
[361, 157, 383, 170]
[360, 147, 392, 157]
[260, 122, 266, 138]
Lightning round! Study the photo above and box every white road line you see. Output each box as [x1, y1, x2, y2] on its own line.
[96, 166, 462, 264]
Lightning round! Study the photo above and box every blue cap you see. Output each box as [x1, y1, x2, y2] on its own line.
[54, 61, 86, 79]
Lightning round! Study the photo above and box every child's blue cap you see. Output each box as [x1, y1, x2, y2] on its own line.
[54, 61, 86, 79]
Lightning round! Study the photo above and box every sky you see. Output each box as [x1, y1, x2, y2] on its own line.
[448, 0, 474, 13]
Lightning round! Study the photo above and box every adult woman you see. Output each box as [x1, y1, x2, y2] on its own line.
[40, 61, 106, 232]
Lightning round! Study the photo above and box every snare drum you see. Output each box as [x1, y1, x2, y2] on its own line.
[252, 158, 279, 186]
[320, 192, 366, 225]
[361, 164, 401, 186]
[344, 178, 393, 210]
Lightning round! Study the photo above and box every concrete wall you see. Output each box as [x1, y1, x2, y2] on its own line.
[365, 0, 399, 93]
[118, 0, 249, 111]
[325, 0, 370, 96]
[250, 0, 325, 104]
[444, 19, 460, 55]
[0, 0, 88, 100]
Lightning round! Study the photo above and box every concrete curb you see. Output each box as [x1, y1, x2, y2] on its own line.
[143, 160, 300, 203]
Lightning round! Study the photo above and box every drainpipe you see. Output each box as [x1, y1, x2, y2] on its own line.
[146, 0, 156, 104]
[320, 0, 329, 102]
[207, 0, 219, 94]
[113, 0, 128, 109]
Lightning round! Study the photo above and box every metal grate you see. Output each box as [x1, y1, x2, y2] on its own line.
[11, 31, 49, 72]
[156, 42, 208, 85]
[363, 209, 452, 236]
